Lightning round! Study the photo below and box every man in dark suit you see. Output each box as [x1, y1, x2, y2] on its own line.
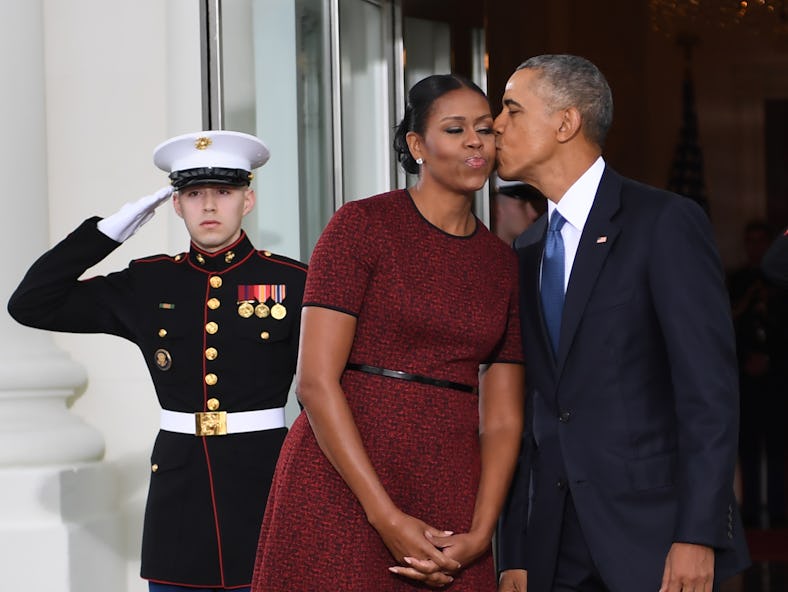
[8, 130, 307, 591]
[763, 226, 788, 288]
[494, 54, 749, 592]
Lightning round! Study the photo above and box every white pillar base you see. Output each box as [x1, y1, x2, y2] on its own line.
[0, 463, 126, 591]
[0, 341, 105, 466]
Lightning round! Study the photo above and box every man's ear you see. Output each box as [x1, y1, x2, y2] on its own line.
[172, 192, 184, 219]
[556, 107, 583, 143]
[242, 188, 256, 216]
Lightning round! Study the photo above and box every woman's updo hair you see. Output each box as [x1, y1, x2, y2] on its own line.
[393, 74, 488, 175]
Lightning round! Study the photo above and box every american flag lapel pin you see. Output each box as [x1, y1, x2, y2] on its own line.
[596, 236, 608, 244]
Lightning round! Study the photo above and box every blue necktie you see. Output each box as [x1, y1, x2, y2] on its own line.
[541, 212, 566, 356]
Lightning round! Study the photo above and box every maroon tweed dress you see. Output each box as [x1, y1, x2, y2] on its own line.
[252, 189, 522, 591]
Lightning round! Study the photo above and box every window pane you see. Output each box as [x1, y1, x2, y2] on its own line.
[339, 0, 393, 201]
[296, 0, 334, 256]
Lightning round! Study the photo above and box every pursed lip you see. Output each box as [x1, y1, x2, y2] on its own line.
[200, 220, 220, 228]
[465, 156, 488, 168]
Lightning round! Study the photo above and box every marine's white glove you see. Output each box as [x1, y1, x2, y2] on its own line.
[97, 186, 174, 242]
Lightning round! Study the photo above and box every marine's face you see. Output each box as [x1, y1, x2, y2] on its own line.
[409, 87, 496, 194]
[173, 184, 255, 252]
[494, 68, 563, 184]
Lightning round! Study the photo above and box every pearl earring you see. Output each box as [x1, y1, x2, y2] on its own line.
[416, 158, 423, 165]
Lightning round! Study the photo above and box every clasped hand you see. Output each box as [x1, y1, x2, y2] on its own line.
[376, 509, 487, 588]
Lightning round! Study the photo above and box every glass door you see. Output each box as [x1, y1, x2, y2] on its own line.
[337, 0, 400, 205]
[213, 0, 402, 260]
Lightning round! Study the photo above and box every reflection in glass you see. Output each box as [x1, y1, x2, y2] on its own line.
[339, 0, 394, 203]
[296, 0, 334, 257]
[214, 0, 400, 260]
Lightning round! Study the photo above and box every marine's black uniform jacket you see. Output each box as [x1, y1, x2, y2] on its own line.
[7, 217, 307, 589]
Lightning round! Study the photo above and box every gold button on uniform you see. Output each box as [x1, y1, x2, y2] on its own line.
[158, 328, 167, 338]
[151, 464, 159, 472]
[205, 373, 218, 386]
[263, 250, 271, 257]
[207, 398, 220, 411]
[261, 331, 270, 340]
[210, 276, 223, 289]
[205, 322, 218, 334]
[207, 298, 220, 310]
[205, 347, 218, 360]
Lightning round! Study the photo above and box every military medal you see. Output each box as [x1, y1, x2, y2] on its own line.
[237, 284, 286, 319]
[271, 284, 287, 320]
[256, 284, 271, 317]
[237, 301, 254, 318]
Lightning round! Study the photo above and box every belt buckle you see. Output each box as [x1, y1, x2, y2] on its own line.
[195, 411, 227, 436]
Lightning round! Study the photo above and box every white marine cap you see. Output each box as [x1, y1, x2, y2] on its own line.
[153, 130, 270, 190]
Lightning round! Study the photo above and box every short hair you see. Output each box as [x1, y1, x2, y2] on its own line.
[393, 74, 488, 174]
[517, 54, 613, 148]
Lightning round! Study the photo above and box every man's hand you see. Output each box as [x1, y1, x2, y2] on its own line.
[97, 186, 174, 242]
[498, 568, 527, 591]
[659, 542, 714, 592]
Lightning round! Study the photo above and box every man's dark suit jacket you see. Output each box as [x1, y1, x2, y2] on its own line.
[497, 167, 750, 591]
[762, 227, 788, 289]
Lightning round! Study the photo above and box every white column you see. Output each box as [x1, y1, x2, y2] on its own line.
[0, 0, 104, 469]
[0, 1, 122, 589]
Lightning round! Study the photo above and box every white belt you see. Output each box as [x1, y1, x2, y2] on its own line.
[160, 407, 286, 436]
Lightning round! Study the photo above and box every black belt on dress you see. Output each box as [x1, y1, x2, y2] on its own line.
[345, 363, 478, 394]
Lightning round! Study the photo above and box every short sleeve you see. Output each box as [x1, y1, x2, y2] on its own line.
[303, 201, 378, 316]
[487, 256, 524, 365]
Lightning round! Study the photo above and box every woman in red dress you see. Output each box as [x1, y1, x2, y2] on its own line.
[252, 75, 524, 590]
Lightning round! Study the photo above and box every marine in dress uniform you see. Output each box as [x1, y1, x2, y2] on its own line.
[7, 131, 307, 591]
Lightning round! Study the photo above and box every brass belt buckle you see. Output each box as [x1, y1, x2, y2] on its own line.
[195, 411, 227, 436]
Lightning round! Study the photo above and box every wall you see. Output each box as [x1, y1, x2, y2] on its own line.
[485, 0, 788, 267]
[39, 1, 202, 589]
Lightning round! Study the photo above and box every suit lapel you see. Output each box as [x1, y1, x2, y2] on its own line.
[555, 168, 622, 372]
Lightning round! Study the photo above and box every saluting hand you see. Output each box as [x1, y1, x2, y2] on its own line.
[97, 185, 174, 242]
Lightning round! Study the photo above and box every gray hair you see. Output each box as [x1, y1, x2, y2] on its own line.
[517, 54, 613, 148]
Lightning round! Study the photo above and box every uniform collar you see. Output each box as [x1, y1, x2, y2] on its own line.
[188, 231, 255, 272]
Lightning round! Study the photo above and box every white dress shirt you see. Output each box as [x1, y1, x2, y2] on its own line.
[545, 156, 606, 292]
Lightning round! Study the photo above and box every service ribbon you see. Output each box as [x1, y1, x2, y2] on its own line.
[272, 284, 287, 303]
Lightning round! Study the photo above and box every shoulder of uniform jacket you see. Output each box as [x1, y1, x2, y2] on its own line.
[131, 252, 187, 265]
[255, 250, 308, 272]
